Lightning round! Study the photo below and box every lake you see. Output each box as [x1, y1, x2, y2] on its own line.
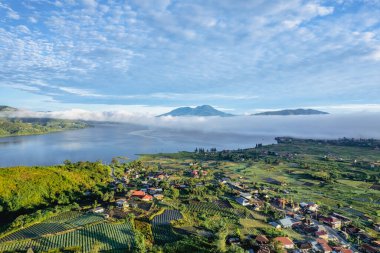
[0, 122, 275, 167]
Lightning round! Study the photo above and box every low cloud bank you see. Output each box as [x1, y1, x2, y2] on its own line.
[3, 109, 380, 139]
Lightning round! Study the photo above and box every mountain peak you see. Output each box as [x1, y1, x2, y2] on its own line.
[0, 105, 18, 112]
[158, 105, 234, 117]
[253, 108, 329, 116]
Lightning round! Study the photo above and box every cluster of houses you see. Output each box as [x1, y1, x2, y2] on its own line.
[222, 178, 375, 253]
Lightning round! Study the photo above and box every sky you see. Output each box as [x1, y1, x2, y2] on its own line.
[1, 0, 380, 115]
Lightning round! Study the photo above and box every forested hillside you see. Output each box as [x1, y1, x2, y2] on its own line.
[0, 118, 87, 137]
[0, 161, 111, 213]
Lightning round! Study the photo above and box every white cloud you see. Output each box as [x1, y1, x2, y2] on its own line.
[82, 0, 97, 8]
[368, 46, 380, 61]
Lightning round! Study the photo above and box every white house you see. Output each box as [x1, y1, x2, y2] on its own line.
[92, 207, 105, 213]
[240, 192, 252, 199]
[236, 197, 250, 206]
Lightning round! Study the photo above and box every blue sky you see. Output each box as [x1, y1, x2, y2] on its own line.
[0, 0, 380, 114]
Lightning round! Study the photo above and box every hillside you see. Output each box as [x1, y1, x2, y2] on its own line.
[0, 118, 87, 137]
[158, 105, 234, 117]
[0, 106, 17, 112]
[254, 108, 329, 116]
[0, 161, 111, 213]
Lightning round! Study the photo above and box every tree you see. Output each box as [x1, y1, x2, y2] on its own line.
[216, 229, 228, 252]
[168, 186, 180, 199]
[133, 230, 146, 253]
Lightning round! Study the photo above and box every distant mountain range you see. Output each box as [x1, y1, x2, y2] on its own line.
[253, 108, 329, 116]
[158, 105, 234, 117]
[0, 106, 18, 112]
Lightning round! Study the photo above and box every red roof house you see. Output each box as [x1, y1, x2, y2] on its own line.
[131, 190, 146, 198]
[141, 194, 153, 201]
[274, 237, 294, 249]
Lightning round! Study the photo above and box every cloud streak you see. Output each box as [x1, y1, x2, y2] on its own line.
[5, 108, 380, 140]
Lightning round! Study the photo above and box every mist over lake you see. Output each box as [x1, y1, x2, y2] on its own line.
[1, 113, 379, 167]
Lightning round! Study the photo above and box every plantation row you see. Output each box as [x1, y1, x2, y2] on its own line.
[151, 210, 183, 225]
[0, 213, 105, 243]
[151, 210, 183, 245]
[44, 211, 82, 223]
[0, 221, 135, 252]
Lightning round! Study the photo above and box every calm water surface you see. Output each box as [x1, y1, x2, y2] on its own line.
[0, 122, 275, 167]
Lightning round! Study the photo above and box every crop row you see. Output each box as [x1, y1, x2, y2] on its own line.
[0, 221, 135, 253]
[151, 210, 183, 245]
[0, 213, 105, 243]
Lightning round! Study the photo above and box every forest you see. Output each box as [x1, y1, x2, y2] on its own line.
[0, 118, 87, 137]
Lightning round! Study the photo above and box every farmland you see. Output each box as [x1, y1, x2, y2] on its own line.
[0, 138, 379, 252]
[0, 211, 135, 252]
[151, 210, 183, 245]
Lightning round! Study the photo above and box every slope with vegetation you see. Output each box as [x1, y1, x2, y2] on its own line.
[0, 118, 87, 137]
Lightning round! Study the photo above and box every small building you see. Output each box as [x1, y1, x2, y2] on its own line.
[274, 237, 294, 249]
[240, 192, 252, 199]
[131, 190, 146, 198]
[153, 194, 164, 200]
[115, 198, 128, 208]
[278, 217, 294, 228]
[315, 230, 329, 240]
[269, 221, 281, 229]
[316, 238, 332, 253]
[141, 194, 153, 201]
[235, 197, 250, 206]
[227, 237, 240, 245]
[92, 207, 105, 213]
[323, 216, 342, 229]
[298, 242, 312, 252]
[255, 235, 269, 244]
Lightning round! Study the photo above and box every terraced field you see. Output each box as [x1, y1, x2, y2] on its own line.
[151, 210, 183, 245]
[0, 211, 104, 243]
[0, 221, 135, 252]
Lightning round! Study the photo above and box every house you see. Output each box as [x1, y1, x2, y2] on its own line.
[339, 249, 353, 253]
[227, 237, 240, 245]
[255, 235, 269, 244]
[155, 174, 165, 180]
[141, 194, 153, 201]
[131, 190, 146, 198]
[269, 221, 281, 229]
[278, 217, 294, 228]
[360, 243, 380, 253]
[92, 207, 105, 213]
[236, 197, 250, 206]
[332, 213, 351, 225]
[115, 198, 128, 208]
[298, 242, 312, 252]
[315, 230, 329, 240]
[316, 238, 332, 253]
[306, 202, 318, 212]
[274, 237, 294, 249]
[323, 216, 342, 229]
[257, 245, 271, 253]
[240, 192, 252, 199]
[153, 194, 164, 200]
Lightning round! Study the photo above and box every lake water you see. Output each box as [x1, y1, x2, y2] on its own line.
[0, 122, 275, 167]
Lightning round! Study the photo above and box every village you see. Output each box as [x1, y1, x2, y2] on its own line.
[87, 153, 379, 253]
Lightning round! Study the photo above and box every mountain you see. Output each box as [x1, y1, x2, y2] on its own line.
[0, 105, 18, 112]
[158, 105, 234, 117]
[254, 108, 329, 116]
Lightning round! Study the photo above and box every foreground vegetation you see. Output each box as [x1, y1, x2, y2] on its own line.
[0, 118, 87, 137]
[0, 138, 379, 252]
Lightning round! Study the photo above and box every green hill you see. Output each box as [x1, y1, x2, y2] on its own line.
[0, 118, 87, 137]
[0, 161, 111, 213]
